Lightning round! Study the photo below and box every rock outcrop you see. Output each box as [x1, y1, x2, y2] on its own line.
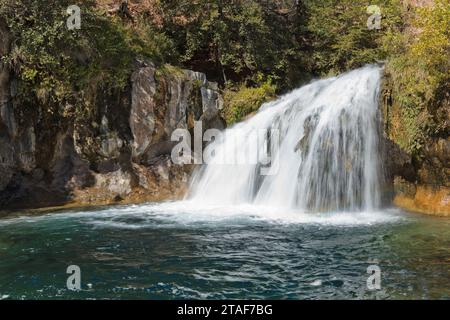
[388, 136, 450, 216]
[381, 84, 450, 217]
[381, 135, 450, 216]
[377, 0, 450, 217]
[0, 57, 225, 210]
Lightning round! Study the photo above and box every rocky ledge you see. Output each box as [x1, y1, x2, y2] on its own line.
[387, 137, 450, 217]
[0, 60, 225, 210]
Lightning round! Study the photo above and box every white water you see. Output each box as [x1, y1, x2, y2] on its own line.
[0, 202, 404, 228]
[189, 65, 383, 212]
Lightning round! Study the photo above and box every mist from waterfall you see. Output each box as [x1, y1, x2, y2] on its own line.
[188, 65, 383, 212]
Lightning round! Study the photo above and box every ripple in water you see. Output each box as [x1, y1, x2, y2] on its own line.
[0, 202, 448, 300]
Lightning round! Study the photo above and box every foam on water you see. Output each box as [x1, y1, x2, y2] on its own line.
[0, 201, 406, 229]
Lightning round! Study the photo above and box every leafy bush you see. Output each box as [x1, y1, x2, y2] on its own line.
[0, 0, 175, 115]
[383, 0, 450, 155]
[223, 78, 276, 125]
[307, 0, 402, 75]
[158, 0, 311, 90]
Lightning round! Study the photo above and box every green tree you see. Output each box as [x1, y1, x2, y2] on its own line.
[159, 0, 311, 90]
[0, 0, 174, 113]
[383, 0, 450, 154]
[307, 0, 402, 75]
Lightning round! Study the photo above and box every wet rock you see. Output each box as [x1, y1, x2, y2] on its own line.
[0, 19, 14, 194]
[31, 168, 44, 182]
[294, 113, 319, 156]
[113, 194, 124, 202]
[418, 138, 450, 187]
[0, 103, 16, 138]
[0, 166, 13, 192]
[130, 64, 157, 159]
[94, 169, 133, 196]
[382, 138, 416, 183]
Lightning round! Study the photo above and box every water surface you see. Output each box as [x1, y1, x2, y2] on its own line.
[0, 202, 448, 300]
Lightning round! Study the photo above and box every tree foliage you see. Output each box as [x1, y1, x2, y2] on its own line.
[159, 0, 311, 89]
[223, 77, 276, 125]
[384, 0, 450, 154]
[307, 0, 402, 75]
[0, 0, 174, 114]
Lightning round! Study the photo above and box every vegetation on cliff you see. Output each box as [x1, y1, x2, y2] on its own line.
[1, 0, 448, 159]
[383, 0, 449, 156]
[0, 0, 173, 118]
[223, 78, 276, 125]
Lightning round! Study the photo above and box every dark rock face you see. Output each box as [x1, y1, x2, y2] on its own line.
[0, 57, 225, 210]
[382, 138, 416, 184]
[418, 138, 450, 187]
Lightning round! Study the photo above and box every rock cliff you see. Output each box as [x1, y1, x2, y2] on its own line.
[0, 53, 225, 209]
[381, 73, 449, 216]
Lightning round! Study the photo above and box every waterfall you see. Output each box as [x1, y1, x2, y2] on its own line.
[188, 65, 383, 212]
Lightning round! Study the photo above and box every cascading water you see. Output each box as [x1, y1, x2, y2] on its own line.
[188, 65, 383, 212]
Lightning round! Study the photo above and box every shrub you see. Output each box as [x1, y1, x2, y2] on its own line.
[222, 79, 276, 125]
[383, 0, 450, 155]
[0, 0, 175, 115]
